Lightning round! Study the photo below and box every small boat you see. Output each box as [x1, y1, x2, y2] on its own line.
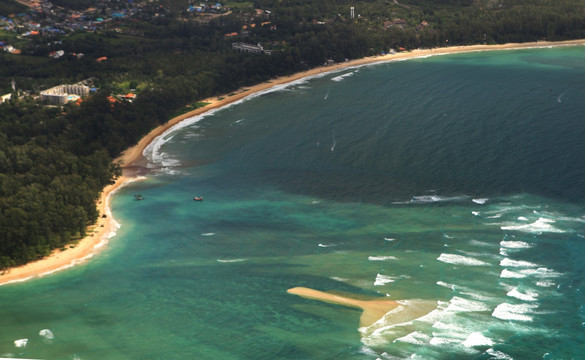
[193, 196, 203, 201]
[134, 194, 144, 201]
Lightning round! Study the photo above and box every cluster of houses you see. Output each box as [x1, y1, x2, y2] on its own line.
[0, 0, 175, 58]
[0, 0, 170, 42]
[0, 41, 20, 54]
[187, 2, 223, 14]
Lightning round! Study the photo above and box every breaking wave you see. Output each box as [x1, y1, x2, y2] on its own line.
[437, 253, 490, 266]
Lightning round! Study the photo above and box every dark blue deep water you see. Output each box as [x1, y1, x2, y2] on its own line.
[2, 46, 585, 360]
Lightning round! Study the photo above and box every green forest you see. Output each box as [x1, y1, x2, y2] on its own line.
[1, 0, 585, 269]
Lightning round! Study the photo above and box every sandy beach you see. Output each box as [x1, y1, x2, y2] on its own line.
[1, 39, 584, 287]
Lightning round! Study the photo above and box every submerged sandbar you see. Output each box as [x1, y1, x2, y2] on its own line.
[288, 287, 401, 327]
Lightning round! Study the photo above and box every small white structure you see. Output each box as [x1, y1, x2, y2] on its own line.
[350, 6, 355, 19]
[1, 93, 11, 104]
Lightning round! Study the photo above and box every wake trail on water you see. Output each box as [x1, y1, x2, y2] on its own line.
[331, 130, 336, 151]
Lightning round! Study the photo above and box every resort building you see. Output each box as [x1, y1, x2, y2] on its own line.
[40, 84, 90, 105]
[232, 42, 272, 55]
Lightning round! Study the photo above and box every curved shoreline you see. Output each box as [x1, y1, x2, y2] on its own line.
[1, 39, 584, 286]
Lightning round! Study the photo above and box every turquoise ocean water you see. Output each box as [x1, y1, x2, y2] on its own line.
[2, 46, 585, 359]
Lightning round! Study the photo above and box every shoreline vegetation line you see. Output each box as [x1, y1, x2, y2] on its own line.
[1, 39, 584, 286]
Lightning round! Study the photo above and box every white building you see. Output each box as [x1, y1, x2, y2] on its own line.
[40, 84, 90, 105]
[232, 42, 272, 55]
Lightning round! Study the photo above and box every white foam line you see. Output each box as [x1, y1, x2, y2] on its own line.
[438, 253, 490, 266]
[500, 269, 525, 278]
[492, 302, 537, 322]
[472, 198, 489, 204]
[394, 331, 432, 345]
[444, 296, 491, 312]
[0, 276, 35, 286]
[436, 281, 455, 290]
[500, 258, 539, 268]
[507, 287, 538, 301]
[331, 71, 356, 82]
[374, 274, 398, 286]
[485, 348, 514, 360]
[500, 217, 566, 233]
[500, 240, 532, 249]
[368, 256, 398, 261]
[217, 259, 246, 263]
[463, 332, 494, 347]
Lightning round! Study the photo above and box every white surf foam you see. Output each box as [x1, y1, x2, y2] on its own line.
[201, 232, 215, 236]
[444, 296, 491, 313]
[216, 259, 246, 263]
[500, 217, 566, 233]
[429, 335, 461, 346]
[525, 267, 563, 278]
[394, 331, 432, 345]
[374, 274, 399, 286]
[500, 258, 538, 268]
[318, 243, 338, 247]
[472, 198, 489, 204]
[411, 195, 468, 203]
[462, 332, 494, 347]
[368, 255, 398, 261]
[535, 280, 556, 287]
[14, 339, 28, 348]
[472, 211, 480, 216]
[437, 253, 490, 266]
[500, 269, 526, 279]
[485, 348, 514, 360]
[501, 267, 561, 279]
[507, 287, 538, 301]
[492, 302, 537, 322]
[436, 281, 457, 290]
[39, 329, 54, 340]
[500, 240, 532, 249]
[331, 71, 356, 82]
